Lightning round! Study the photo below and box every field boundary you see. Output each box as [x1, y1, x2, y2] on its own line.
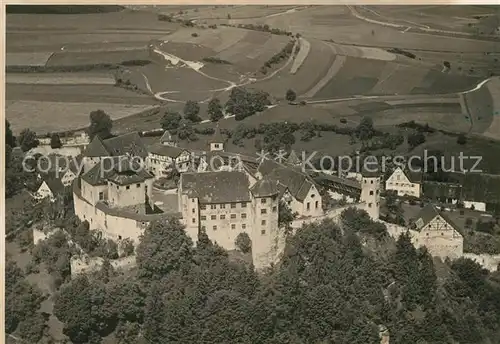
[301, 44, 346, 98]
[290, 37, 311, 75]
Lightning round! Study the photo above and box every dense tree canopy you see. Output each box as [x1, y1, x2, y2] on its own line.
[208, 98, 224, 122]
[88, 110, 113, 140]
[183, 100, 201, 123]
[161, 109, 182, 130]
[18, 128, 39, 152]
[47, 212, 500, 344]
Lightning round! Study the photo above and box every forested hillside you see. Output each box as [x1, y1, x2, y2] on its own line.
[36, 213, 500, 344]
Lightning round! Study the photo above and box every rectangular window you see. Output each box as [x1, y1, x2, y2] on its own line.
[220, 215, 225, 220]
[241, 213, 247, 219]
[192, 218, 196, 223]
[261, 220, 266, 226]
[241, 202, 247, 208]
[211, 205, 216, 210]
[261, 198, 267, 204]
[126, 185, 130, 190]
[192, 208, 195, 213]
[201, 216, 206, 221]
[231, 224, 236, 230]
[315, 201, 318, 209]
[200, 205, 206, 210]
[368, 203, 372, 208]
[261, 209, 267, 214]
[307, 202, 310, 210]
[99, 192, 104, 200]
[231, 214, 236, 219]
[117, 185, 119, 189]
[136, 183, 140, 188]
[213, 225, 217, 231]
[272, 206, 277, 212]
[211, 215, 216, 220]
[220, 204, 226, 209]
[369, 191, 374, 195]
[242, 224, 246, 229]
[192, 199, 195, 203]
[231, 203, 237, 209]
[261, 229, 266, 235]
[201, 226, 206, 231]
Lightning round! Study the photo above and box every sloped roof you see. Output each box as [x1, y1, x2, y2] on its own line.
[209, 125, 225, 144]
[250, 178, 279, 197]
[39, 175, 66, 195]
[414, 204, 462, 233]
[103, 132, 148, 159]
[160, 130, 175, 143]
[403, 169, 422, 183]
[180, 171, 251, 204]
[81, 157, 153, 186]
[37, 154, 82, 177]
[149, 144, 187, 158]
[83, 136, 109, 157]
[286, 151, 301, 165]
[257, 159, 314, 202]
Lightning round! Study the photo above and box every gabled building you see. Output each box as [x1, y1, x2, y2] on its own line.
[80, 157, 154, 213]
[82, 133, 148, 173]
[160, 130, 177, 147]
[37, 154, 82, 187]
[385, 167, 422, 198]
[147, 144, 191, 179]
[412, 204, 464, 259]
[256, 159, 323, 218]
[34, 175, 67, 202]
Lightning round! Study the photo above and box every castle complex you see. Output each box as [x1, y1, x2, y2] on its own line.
[66, 129, 498, 271]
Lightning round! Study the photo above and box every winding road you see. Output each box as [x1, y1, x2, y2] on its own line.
[130, 5, 494, 130]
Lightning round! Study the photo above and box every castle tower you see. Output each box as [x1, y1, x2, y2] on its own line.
[209, 124, 225, 152]
[360, 169, 381, 221]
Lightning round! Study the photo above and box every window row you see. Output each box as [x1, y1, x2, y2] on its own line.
[200, 202, 248, 210]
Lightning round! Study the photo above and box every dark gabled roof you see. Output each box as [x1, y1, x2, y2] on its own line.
[103, 132, 148, 159]
[180, 171, 251, 204]
[160, 130, 175, 143]
[422, 181, 462, 200]
[257, 159, 314, 202]
[414, 204, 440, 230]
[250, 178, 279, 197]
[402, 169, 422, 183]
[39, 175, 66, 195]
[286, 151, 301, 165]
[209, 124, 225, 144]
[149, 144, 188, 158]
[81, 157, 152, 186]
[462, 173, 500, 204]
[277, 182, 288, 198]
[414, 204, 462, 233]
[83, 136, 109, 157]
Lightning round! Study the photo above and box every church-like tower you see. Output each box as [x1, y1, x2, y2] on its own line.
[360, 170, 381, 221]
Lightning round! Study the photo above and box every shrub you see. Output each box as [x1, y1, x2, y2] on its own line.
[235, 233, 252, 253]
[443, 61, 451, 69]
[191, 32, 199, 37]
[457, 133, 467, 145]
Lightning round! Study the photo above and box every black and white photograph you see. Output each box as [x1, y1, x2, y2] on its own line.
[4, 3, 500, 344]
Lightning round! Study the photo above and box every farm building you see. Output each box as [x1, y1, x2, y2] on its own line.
[385, 167, 422, 198]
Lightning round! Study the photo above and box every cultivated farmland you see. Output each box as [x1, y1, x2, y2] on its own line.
[6, 72, 116, 85]
[6, 100, 157, 135]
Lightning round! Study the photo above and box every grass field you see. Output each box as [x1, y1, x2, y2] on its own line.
[6, 52, 54, 66]
[6, 83, 157, 104]
[6, 72, 116, 85]
[6, 100, 157, 135]
[469, 77, 500, 139]
[46, 49, 151, 66]
[312, 55, 482, 99]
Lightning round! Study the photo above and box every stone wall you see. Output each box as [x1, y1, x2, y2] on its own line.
[74, 187, 149, 244]
[70, 255, 136, 278]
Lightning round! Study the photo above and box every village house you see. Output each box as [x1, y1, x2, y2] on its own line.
[412, 204, 464, 259]
[146, 144, 191, 178]
[208, 125, 225, 152]
[37, 154, 82, 187]
[256, 159, 323, 218]
[81, 132, 148, 173]
[159, 130, 177, 147]
[34, 175, 67, 202]
[385, 167, 422, 198]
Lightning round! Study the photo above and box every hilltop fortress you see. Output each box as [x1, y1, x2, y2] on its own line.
[70, 129, 498, 271]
